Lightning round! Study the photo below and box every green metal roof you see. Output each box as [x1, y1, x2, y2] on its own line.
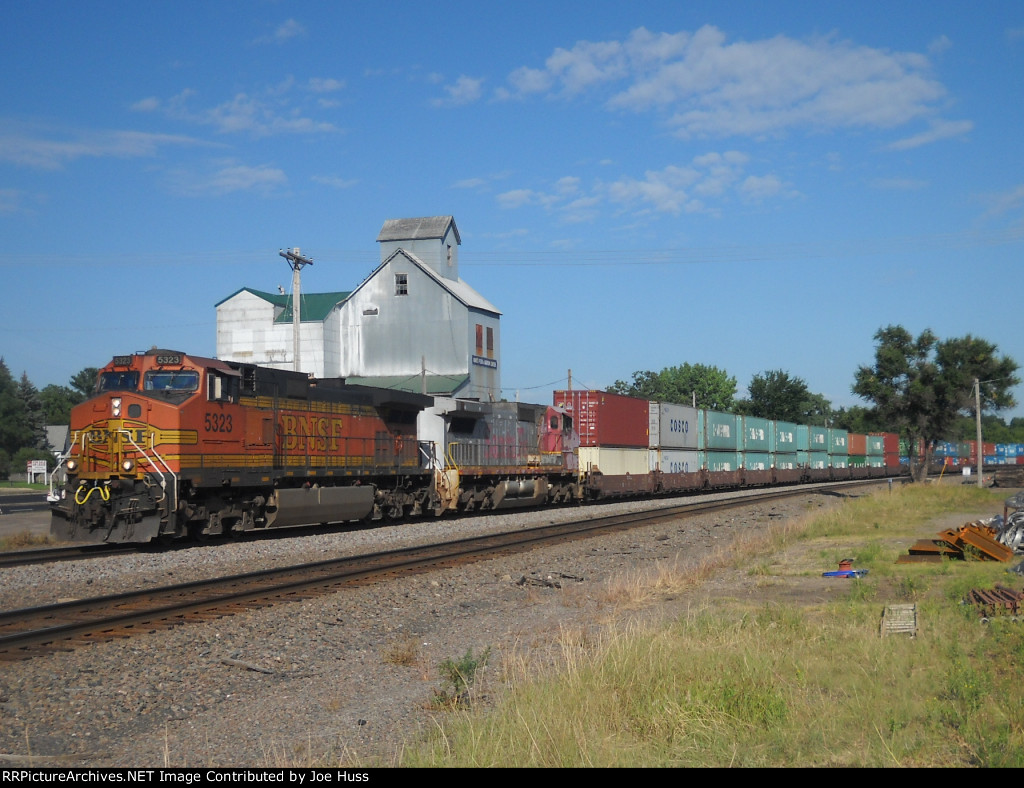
[217, 287, 350, 322]
[345, 373, 470, 397]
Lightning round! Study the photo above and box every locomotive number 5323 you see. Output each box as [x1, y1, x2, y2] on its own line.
[204, 412, 233, 432]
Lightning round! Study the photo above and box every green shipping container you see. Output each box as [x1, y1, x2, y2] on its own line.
[703, 410, 740, 450]
[829, 428, 849, 455]
[866, 435, 885, 456]
[703, 451, 742, 472]
[741, 416, 773, 451]
[776, 422, 798, 453]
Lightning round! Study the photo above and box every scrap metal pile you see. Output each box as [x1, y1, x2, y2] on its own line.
[897, 492, 1024, 564]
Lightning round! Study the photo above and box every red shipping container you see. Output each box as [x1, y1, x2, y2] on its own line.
[553, 390, 649, 448]
[847, 433, 867, 455]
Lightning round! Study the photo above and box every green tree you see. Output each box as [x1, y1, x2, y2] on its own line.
[741, 369, 826, 423]
[832, 405, 883, 434]
[852, 326, 1019, 480]
[0, 358, 33, 457]
[40, 384, 79, 425]
[70, 367, 99, 398]
[17, 372, 47, 450]
[609, 363, 737, 411]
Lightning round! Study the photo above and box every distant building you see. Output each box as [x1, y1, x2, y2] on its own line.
[215, 216, 502, 400]
[45, 425, 70, 483]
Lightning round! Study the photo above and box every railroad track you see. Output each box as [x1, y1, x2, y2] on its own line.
[0, 480, 887, 661]
[0, 543, 139, 569]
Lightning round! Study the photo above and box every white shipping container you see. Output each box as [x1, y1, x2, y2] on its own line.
[648, 401, 699, 449]
[649, 449, 700, 474]
[578, 447, 650, 476]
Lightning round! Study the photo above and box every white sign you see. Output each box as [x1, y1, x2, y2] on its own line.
[27, 460, 47, 474]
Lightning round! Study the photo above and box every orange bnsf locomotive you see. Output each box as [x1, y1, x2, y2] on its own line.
[50, 349, 581, 544]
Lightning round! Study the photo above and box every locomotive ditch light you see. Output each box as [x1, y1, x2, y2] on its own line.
[66, 459, 78, 473]
[121, 459, 135, 472]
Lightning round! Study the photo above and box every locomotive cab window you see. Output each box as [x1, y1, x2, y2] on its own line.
[144, 369, 199, 392]
[98, 371, 140, 392]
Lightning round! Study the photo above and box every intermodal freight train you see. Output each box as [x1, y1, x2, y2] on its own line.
[50, 349, 908, 544]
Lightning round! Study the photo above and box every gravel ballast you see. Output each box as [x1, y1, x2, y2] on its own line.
[0, 489, 855, 767]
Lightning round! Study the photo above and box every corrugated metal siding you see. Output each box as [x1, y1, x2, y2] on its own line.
[703, 411, 740, 450]
[741, 416, 773, 452]
[704, 451, 741, 472]
[553, 390, 649, 448]
[776, 422, 798, 453]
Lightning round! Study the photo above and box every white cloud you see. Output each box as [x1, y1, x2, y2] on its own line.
[171, 160, 287, 197]
[432, 76, 485, 107]
[307, 77, 345, 93]
[135, 86, 338, 137]
[886, 119, 973, 150]
[253, 19, 306, 45]
[497, 189, 536, 208]
[870, 177, 929, 190]
[0, 126, 208, 169]
[311, 175, 357, 189]
[496, 152, 790, 220]
[499, 25, 958, 142]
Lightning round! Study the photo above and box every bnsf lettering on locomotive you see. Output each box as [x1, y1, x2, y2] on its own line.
[280, 414, 345, 452]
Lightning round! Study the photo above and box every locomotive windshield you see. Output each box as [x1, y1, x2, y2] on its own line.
[144, 369, 200, 392]
[97, 370, 140, 392]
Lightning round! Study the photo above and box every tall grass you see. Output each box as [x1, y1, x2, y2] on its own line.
[397, 483, 1024, 767]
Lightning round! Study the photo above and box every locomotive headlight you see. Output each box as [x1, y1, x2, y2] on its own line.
[111, 398, 122, 416]
[121, 458, 135, 473]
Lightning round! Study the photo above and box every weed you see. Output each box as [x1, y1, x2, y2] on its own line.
[381, 638, 421, 667]
[431, 646, 491, 710]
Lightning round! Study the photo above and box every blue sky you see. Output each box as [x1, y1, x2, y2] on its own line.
[2, 1, 1023, 422]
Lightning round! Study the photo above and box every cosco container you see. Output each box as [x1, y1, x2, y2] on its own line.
[741, 416, 773, 452]
[703, 410, 740, 450]
[649, 449, 700, 474]
[648, 401, 698, 450]
[553, 390, 648, 448]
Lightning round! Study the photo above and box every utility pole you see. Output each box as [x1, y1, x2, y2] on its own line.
[279, 248, 313, 373]
[975, 378, 983, 488]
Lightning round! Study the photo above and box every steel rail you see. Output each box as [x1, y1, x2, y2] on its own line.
[0, 479, 888, 660]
